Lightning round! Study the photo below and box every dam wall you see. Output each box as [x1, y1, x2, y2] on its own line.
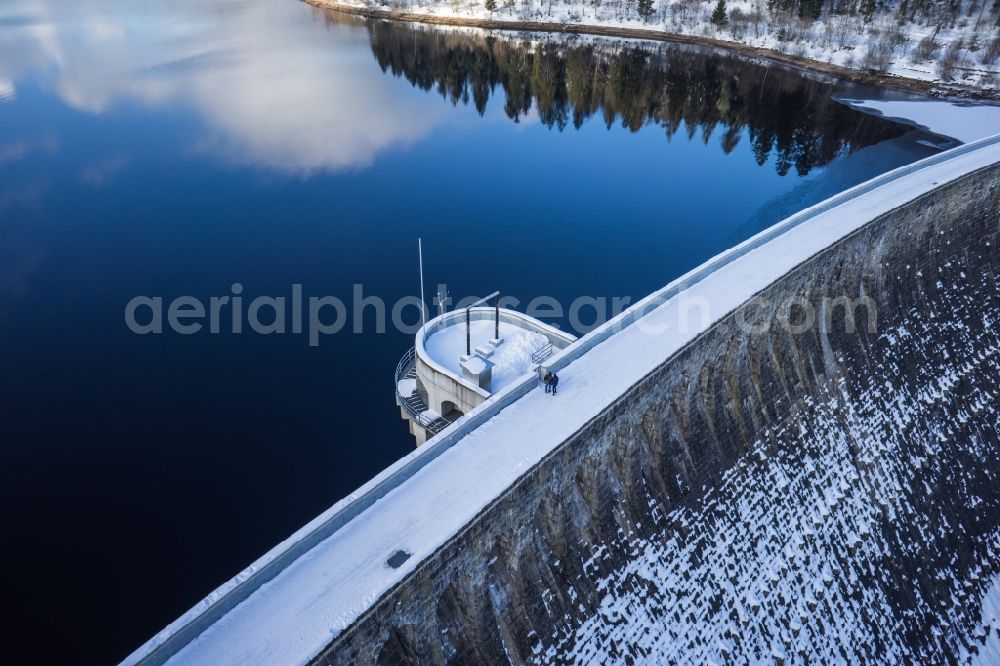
[125, 137, 1000, 666]
[316, 161, 1000, 663]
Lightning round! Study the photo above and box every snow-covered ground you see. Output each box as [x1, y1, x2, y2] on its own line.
[839, 95, 1000, 143]
[487, 328, 550, 389]
[316, 0, 1000, 89]
[128, 134, 1000, 666]
[423, 320, 549, 392]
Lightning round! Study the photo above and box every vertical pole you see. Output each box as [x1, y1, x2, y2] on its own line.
[418, 238, 427, 328]
[495, 292, 500, 340]
[437, 287, 447, 318]
[466, 308, 471, 356]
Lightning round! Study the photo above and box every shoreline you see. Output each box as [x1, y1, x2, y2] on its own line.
[304, 0, 1000, 100]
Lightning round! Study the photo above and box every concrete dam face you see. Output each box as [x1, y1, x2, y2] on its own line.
[317, 163, 1000, 664]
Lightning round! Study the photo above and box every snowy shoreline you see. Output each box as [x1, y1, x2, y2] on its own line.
[305, 0, 1000, 98]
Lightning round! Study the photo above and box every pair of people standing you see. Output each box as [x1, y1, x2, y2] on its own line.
[543, 371, 559, 395]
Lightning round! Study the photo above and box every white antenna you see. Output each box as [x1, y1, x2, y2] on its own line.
[418, 238, 427, 328]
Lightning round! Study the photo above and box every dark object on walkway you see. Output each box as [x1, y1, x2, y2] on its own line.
[550, 373, 559, 396]
[543, 371, 553, 393]
[387, 550, 411, 569]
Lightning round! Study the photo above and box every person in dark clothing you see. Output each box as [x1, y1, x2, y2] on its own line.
[550, 372, 559, 395]
[543, 371, 553, 393]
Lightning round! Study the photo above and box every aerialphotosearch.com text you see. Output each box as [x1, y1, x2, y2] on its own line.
[124, 282, 877, 347]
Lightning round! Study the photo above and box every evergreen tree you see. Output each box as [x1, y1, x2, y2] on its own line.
[798, 0, 823, 19]
[711, 0, 728, 26]
[637, 0, 655, 21]
[484, 0, 496, 12]
[860, 0, 877, 21]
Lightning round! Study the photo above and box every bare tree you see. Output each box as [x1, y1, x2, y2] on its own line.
[982, 35, 1000, 66]
[938, 38, 965, 81]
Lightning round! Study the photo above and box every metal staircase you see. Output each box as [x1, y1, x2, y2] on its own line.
[394, 347, 449, 435]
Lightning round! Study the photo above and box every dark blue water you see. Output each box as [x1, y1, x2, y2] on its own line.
[0, 1, 938, 662]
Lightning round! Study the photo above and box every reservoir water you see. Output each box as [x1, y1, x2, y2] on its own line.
[0, 0, 944, 661]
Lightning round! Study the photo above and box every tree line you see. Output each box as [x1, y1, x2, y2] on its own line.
[364, 0, 999, 83]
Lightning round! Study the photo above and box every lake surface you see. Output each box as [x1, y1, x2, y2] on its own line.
[0, 1, 941, 662]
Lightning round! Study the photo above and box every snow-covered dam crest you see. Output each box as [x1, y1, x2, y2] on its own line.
[317, 143, 1000, 664]
[127, 138, 1000, 665]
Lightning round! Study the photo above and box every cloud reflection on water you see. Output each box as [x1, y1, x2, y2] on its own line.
[0, 0, 450, 173]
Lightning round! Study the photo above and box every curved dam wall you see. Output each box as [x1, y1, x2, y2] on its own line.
[317, 162, 1000, 664]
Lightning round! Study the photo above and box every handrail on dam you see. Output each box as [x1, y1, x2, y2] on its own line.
[125, 132, 1000, 666]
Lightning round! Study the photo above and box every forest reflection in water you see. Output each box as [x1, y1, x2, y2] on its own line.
[337, 14, 908, 177]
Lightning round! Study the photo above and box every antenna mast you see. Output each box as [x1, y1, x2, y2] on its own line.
[418, 238, 427, 328]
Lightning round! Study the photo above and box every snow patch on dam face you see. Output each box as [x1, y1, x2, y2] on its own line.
[973, 576, 1000, 665]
